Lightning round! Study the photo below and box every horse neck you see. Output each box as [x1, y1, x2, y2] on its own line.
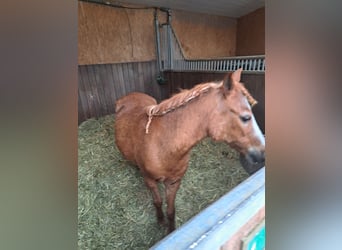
[159, 91, 216, 153]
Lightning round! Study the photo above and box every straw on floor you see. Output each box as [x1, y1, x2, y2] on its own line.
[78, 114, 248, 250]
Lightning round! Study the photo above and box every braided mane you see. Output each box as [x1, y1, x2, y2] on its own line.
[145, 80, 257, 133]
[149, 82, 221, 116]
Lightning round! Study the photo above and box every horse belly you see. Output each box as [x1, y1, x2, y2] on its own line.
[142, 148, 191, 181]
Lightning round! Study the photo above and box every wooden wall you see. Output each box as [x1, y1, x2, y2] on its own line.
[79, 67, 265, 133]
[236, 7, 265, 56]
[78, 60, 168, 123]
[163, 71, 265, 133]
[78, 2, 157, 65]
[78, 1, 238, 65]
[172, 10, 237, 59]
[78, 2, 265, 125]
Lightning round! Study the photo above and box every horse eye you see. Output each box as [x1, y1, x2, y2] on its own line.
[240, 115, 251, 123]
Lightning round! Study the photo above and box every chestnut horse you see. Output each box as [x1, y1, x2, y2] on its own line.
[114, 69, 265, 233]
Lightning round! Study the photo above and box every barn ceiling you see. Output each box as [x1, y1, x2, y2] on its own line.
[93, 0, 265, 18]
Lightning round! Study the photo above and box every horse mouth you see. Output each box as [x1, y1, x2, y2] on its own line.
[239, 152, 265, 175]
[248, 149, 265, 163]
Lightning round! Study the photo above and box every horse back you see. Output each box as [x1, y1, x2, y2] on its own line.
[114, 92, 157, 164]
[115, 92, 156, 114]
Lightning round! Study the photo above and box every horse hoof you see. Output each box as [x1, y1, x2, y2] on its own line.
[157, 216, 167, 226]
[167, 226, 175, 234]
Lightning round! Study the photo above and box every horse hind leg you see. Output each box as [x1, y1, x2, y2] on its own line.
[144, 177, 165, 225]
[164, 179, 181, 233]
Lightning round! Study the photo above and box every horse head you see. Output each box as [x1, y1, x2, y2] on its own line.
[209, 69, 265, 166]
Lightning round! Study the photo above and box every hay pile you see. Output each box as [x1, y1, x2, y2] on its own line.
[78, 114, 248, 249]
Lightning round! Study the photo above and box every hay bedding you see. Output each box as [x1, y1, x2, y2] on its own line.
[78, 114, 248, 249]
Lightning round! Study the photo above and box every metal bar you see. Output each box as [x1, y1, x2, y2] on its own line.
[154, 9, 162, 73]
[167, 10, 173, 70]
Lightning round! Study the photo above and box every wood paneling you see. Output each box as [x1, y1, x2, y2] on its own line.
[172, 10, 237, 59]
[78, 2, 240, 65]
[78, 2, 156, 65]
[78, 61, 168, 124]
[236, 7, 265, 56]
[78, 64, 264, 134]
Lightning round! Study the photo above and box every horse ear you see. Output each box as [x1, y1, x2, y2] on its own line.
[222, 73, 232, 90]
[222, 69, 243, 91]
[231, 68, 242, 82]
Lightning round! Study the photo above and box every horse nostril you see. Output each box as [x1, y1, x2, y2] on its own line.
[247, 149, 265, 164]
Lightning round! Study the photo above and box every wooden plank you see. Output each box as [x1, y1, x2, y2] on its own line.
[126, 62, 136, 93]
[78, 66, 90, 122]
[136, 61, 145, 92]
[78, 61, 169, 120]
[142, 61, 153, 97]
[122, 62, 132, 93]
[101, 63, 115, 115]
[78, 73, 88, 123]
[104, 63, 117, 113]
[86, 65, 102, 118]
[150, 60, 161, 101]
[79, 65, 97, 119]
[93, 64, 108, 116]
[111, 63, 126, 99]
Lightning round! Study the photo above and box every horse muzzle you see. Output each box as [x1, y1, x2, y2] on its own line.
[245, 148, 265, 165]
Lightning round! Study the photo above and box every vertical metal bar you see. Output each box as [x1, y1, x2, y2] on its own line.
[154, 9, 162, 73]
[166, 10, 173, 70]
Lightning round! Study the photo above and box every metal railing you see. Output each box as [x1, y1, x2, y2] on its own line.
[159, 25, 265, 73]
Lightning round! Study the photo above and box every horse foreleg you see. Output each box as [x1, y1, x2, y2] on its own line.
[165, 179, 181, 233]
[144, 177, 164, 224]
